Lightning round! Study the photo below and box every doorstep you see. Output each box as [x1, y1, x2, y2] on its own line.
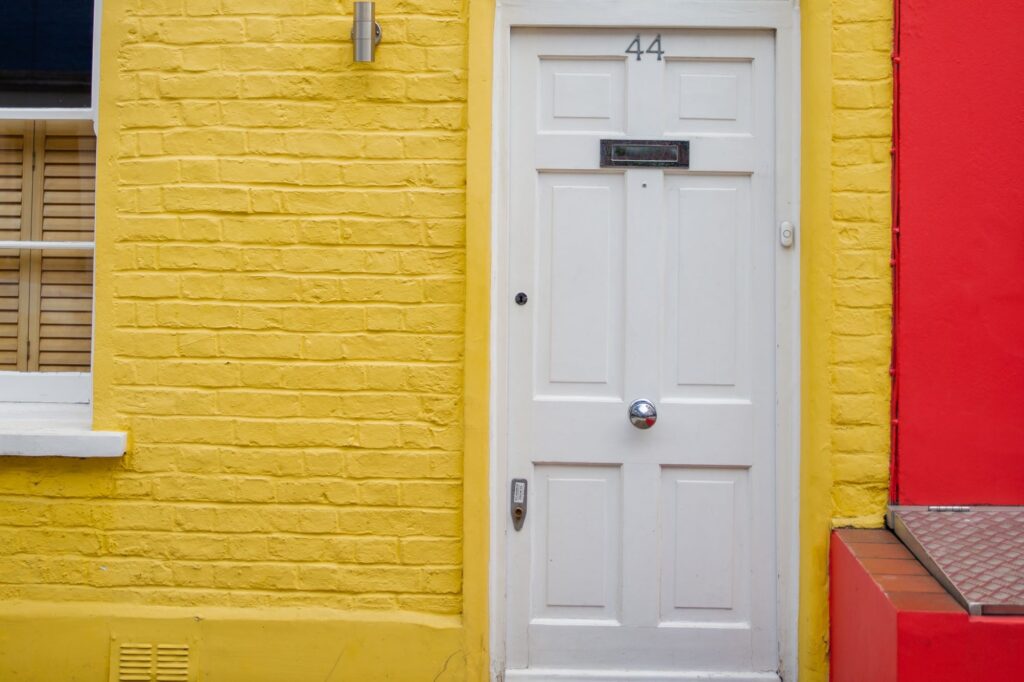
[830, 529, 1024, 682]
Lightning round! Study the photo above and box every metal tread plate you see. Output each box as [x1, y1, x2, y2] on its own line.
[890, 508, 1024, 616]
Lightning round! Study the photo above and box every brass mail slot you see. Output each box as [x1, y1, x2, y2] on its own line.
[599, 139, 690, 168]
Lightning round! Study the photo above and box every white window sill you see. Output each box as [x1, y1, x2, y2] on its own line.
[0, 403, 126, 458]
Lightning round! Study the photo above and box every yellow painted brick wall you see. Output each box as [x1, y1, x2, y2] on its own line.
[0, 0, 893, 677]
[828, 0, 892, 528]
[799, 0, 893, 679]
[0, 0, 469, 615]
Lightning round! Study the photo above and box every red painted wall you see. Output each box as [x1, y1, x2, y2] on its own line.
[895, 0, 1024, 504]
[830, 535, 897, 682]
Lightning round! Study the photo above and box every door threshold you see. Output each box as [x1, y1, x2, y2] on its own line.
[504, 669, 781, 682]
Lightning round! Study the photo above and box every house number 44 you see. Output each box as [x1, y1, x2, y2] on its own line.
[626, 34, 664, 61]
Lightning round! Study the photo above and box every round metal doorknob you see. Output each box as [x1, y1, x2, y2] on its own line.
[628, 399, 657, 429]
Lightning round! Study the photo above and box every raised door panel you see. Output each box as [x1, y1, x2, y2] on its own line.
[659, 467, 751, 624]
[664, 58, 754, 135]
[531, 465, 622, 622]
[539, 58, 627, 133]
[534, 174, 625, 400]
[662, 174, 752, 401]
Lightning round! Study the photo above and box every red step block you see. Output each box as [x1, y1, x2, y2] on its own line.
[830, 529, 1024, 681]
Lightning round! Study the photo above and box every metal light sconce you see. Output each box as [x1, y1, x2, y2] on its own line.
[352, 2, 382, 63]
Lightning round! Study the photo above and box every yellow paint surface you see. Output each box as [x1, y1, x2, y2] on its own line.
[462, 0, 496, 677]
[0, 601, 464, 681]
[3, 0, 487, 677]
[0, 0, 891, 679]
[800, 0, 893, 679]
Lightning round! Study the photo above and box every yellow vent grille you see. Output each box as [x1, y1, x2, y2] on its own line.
[155, 645, 190, 682]
[115, 642, 191, 682]
[117, 643, 153, 682]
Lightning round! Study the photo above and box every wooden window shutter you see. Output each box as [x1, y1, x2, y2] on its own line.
[0, 122, 33, 371]
[0, 120, 96, 373]
[30, 121, 96, 372]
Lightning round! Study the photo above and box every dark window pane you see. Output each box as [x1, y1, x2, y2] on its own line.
[0, 1, 94, 108]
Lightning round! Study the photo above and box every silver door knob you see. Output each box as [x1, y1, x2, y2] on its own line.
[628, 399, 657, 429]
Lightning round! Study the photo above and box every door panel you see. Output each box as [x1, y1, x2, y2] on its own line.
[536, 174, 626, 398]
[507, 27, 777, 677]
[665, 58, 754, 133]
[664, 177, 749, 392]
[660, 467, 750, 622]
[532, 464, 623, 621]
[541, 58, 627, 132]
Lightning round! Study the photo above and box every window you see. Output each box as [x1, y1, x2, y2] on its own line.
[0, 1, 122, 457]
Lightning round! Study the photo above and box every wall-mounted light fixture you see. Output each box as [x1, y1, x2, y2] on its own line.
[352, 2, 382, 63]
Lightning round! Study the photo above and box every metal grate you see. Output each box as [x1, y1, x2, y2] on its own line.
[891, 507, 1024, 615]
[116, 642, 191, 682]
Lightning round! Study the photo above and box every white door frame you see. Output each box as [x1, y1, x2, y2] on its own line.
[488, 2, 801, 679]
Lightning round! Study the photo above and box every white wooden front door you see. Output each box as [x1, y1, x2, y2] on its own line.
[505, 28, 779, 680]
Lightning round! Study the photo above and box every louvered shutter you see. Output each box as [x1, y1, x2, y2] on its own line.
[0, 122, 32, 371]
[0, 120, 95, 373]
[29, 121, 96, 371]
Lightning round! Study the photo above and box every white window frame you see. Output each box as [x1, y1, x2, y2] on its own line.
[0, 0, 102, 127]
[0, 0, 124, 457]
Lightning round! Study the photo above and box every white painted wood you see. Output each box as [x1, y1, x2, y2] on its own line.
[662, 471, 746, 616]
[488, 3, 802, 680]
[0, 372, 91, 403]
[505, 671, 780, 682]
[678, 74, 740, 121]
[504, 26, 782, 678]
[669, 182, 743, 388]
[543, 58, 627, 130]
[553, 74, 614, 120]
[0, 402, 125, 457]
[498, 0, 794, 28]
[668, 60, 751, 134]
[537, 176, 625, 397]
[546, 479, 607, 607]
[772, 14, 801, 681]
[92, 0, 103, 126]
[0, 0, 102, 396]
[0, 241, 95, 251]
[546, 184, 618, 386]
[672, 479, 736, 609]
[537, 467, 621, 617]
[0, 108, 96, 121]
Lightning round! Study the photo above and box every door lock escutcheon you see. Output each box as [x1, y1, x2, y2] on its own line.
[511, 478, 528, 531]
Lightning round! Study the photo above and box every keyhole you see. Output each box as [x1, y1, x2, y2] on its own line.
[515, 292, 528, 305]
[513, 508, 524, 521]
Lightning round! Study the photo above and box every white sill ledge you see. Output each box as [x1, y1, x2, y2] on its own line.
[0, 403, 126, 458]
